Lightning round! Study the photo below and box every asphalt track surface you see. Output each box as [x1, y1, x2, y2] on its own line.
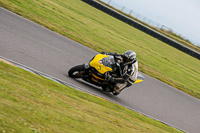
[1, 7, 200, 133]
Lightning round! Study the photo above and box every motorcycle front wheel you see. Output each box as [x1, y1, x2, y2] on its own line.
[68, 65, 85, 78]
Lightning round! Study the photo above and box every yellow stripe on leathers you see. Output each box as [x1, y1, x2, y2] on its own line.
[89, 54, 112, 74]
[134, 79, 144, 84]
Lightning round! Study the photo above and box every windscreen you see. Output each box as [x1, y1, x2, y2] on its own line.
[101, 56, 115, 69]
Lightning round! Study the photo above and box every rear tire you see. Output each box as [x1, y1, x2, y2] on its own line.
[102, 85, 111, 92]
[68, 65, 85, 78]
[112, 91, 120, 96]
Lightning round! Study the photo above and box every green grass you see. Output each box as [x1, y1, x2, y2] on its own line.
[96, 0, 200, 53]
[99, 0, 200, 53]
[0, 61, 182, 132]
[0, 0, 200, 100]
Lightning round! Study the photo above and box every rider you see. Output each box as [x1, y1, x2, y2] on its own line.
[101, 50, 138, 93]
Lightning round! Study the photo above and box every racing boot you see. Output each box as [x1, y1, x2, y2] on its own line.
[113, 82, 128, 95]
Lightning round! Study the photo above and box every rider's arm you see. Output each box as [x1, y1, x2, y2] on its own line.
[101, 51, 121, 56]
[101, 52, 123, 63]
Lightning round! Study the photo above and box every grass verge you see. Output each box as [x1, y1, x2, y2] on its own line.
[0, 61, 182, 132]
[0, 0, 199, 100]
[96, 0, 200, 53]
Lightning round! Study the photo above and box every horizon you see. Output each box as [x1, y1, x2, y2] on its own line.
[102, 0, 200, 46]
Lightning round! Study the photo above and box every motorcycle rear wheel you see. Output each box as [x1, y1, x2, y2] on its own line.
[68, 65, 85, 78]
[112, 91, 120, 96]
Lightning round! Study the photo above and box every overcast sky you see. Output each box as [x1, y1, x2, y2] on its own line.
[105, 0, 200, 46]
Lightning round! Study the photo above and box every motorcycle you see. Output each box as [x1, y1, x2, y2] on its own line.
[68, 54, 144, 95]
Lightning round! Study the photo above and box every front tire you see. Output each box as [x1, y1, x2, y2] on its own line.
[68, 65, 85, 78]
[112, 91, 120, 96]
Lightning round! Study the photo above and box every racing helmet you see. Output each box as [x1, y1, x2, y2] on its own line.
[123, 50, 136, 64]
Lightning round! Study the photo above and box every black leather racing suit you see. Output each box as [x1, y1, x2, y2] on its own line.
[101, 52, 137, 85]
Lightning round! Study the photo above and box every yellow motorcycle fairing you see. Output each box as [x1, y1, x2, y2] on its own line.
[89, 54, 113, 74]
